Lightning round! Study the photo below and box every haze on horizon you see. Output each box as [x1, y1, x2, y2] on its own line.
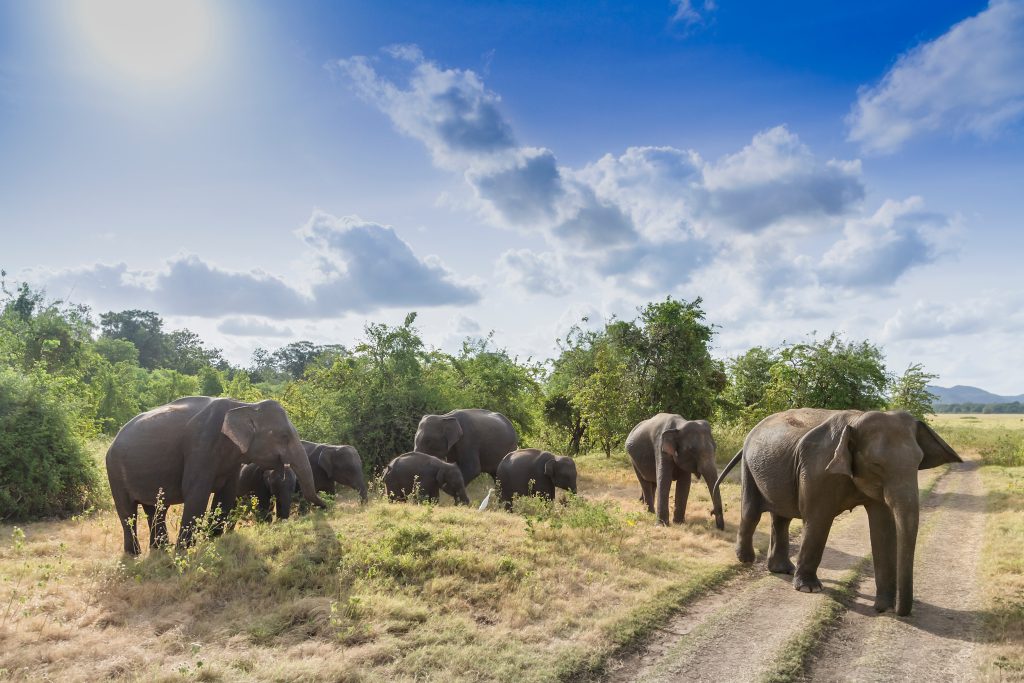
[1, 0, 1022, 393]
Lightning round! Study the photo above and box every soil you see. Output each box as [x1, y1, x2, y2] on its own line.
[602, 461, 984, 683]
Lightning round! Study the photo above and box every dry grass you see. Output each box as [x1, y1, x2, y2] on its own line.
[0, 444, 746, 682]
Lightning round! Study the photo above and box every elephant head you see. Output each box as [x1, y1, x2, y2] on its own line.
[822, 410, 961, 615]
[544, 455, 578, 494]
[437, 462, 470, 505]
[317, 445, 368, 503]
[414, 414, 463, 460]
[262, 465, 297, 519]
[660, 418, 723, 529]
[222, 400, 327, 509]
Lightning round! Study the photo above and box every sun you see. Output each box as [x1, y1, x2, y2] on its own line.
[71, 0, 215, 89]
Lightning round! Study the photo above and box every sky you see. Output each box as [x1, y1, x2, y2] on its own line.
[1, 0, 1023, 392]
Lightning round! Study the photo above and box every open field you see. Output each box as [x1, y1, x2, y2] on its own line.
[1, 419, 1022, 682]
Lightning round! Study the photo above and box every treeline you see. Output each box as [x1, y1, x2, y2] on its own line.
[0, 277, 938, 520]
[935, 402, 1024, 414]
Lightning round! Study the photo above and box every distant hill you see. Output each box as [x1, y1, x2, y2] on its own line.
[928, 385, 1024, 404]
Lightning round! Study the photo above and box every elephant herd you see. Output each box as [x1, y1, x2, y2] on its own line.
[105, 395, 962, 616]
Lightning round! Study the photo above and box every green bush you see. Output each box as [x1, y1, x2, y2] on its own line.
[0, 367, 103, 520]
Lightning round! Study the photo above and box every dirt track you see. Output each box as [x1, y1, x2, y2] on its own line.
[603, 461, 983, 682]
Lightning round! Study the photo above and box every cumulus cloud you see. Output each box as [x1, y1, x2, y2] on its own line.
[497, 249, 571, 296]
[848, 0, 1024, 153]
[35, 212, 478, 320]
[670, 0, 717, 30]
[217, 317, 295, 337]
[818, 197, 947, 287]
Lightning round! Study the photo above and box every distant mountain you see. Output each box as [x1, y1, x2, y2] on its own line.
[928, 385, 1024, 405]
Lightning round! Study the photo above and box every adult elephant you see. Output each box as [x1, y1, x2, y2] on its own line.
[105, 396, 326, 554]
[496, 448, 577, 510]
[413, 409, 518, 484]
[302, 440, 368, 504]
[237, 462, 296, 522]
[713, 408, 961, 616]
[383, 451, 470, 505]
[626, 414, 724, 529]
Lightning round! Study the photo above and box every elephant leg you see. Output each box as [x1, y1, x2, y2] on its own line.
[736, 464, 761, 564]
[256, 495, 273, 523]
[114, 496, 141, 556]
[176, 491, 212, 550]
[767, 514, 795, 574]
[210, 482, 238, 535]
[673, 473, 691, 524]
[865, 500, 898, 612]
[141, 504, 170, 549]
[630, 462, 655, 513]
[655, 457, 674, 526]
[793, 516, 835, 593]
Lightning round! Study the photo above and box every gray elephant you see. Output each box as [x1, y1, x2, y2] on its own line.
[414, 408, 518, 484]
[105, 396, 326, 554]
[237, 462, 296, 522]
[713, 408, 961, 616]
[383, 451, 470, 505]
[302, 440, 367, 504]
[496, 448, 577, 510]
[626, 413, 724, 529]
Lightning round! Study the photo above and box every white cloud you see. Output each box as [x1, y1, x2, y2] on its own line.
[848, 0, 1024, 153]
[34, 212, 478, 319]
[497, 249, 571, 296]
[217, 317, 295, 337]
[881, 295, 1024, 341]
[670, 0, 717, 30]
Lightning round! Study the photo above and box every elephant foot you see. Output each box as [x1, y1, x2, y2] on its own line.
[736, 545, 756, 564]
[872, 595, 894, 613]
[895, 599, 913, 617]
[768, 557, 795, 575]
[655, 518, 669, 527]
[672, 514, 685, 524]
[793, 574, 822, 593]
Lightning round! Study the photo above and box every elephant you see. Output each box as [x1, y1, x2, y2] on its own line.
[713, 408, 962, 616]
[496, 448, 577, 510]
[413, 408, 518, 484]
[301, 440, 368, 504]
[237, 462, 296, 522]
[626, 413, 724, 530]
[105, 396, 326, 554]
[382, 451, 471, 505]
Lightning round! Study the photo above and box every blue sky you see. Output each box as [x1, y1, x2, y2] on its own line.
[2, 0, 1022, 392]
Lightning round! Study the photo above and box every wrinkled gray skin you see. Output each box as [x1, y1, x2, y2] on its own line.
[713, 408, 962, 616]
[496, 448, 577, 510]
[383, 451, 471, 505]
[237, 462, 296, 522]
[626, 413, 724, 530]
[301, 440, 368, 504]
[105, 396, 327, 554]
[414, 409, 518, 484]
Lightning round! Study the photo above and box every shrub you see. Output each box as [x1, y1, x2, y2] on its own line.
[0, 367, 103, 520]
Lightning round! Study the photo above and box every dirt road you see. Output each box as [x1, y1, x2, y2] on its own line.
[603, 461, 983, 682]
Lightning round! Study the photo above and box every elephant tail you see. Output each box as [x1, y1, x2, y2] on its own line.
[712, 449, 743, 500]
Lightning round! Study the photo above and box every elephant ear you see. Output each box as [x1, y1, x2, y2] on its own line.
[222, 406, 258, 454]
[916, 420, 962, 469]
[660, 428, 679, 457]
[825, 425, 855, 478]
[543, 458, 555, 478]
[436, 466, 450, 487]
[316, 447, 334, 477]
[443, 417, 464, 451]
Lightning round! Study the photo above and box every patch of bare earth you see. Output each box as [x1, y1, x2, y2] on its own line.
[603, 467, 951, 683]
[803, 459, 984, 682]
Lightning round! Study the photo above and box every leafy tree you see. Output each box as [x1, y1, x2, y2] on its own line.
[94, 360, 143, 433]
[99, 310, 168, 369]
[164, 328, 225, 374]
[141, 369, 201, 407]
[199, 365, 225, 396]
[94, 337, 139, 365]
[575, 341, 630, 456]
[221, 370, 265, 402]
[888, 363, 938, 419]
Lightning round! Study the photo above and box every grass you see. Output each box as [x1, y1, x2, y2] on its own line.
[0, 440, 741, 682]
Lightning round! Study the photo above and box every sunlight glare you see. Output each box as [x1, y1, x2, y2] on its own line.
[72, 0, 214, 89]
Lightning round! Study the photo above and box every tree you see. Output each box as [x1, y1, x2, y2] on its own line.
[575, 341, 630, 456]
[94, 337, 139, 365]
[199, 365, 225, 396]
[99, 310, 168, 369]
[888, 364, 938, 419]
[165, 328, 225, 374]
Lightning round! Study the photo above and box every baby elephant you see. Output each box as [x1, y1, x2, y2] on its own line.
[496, 448, 577, 510]
[302, 440, 368, 504]
[383, 452, 470, 505]
[237, 463, 297, 522]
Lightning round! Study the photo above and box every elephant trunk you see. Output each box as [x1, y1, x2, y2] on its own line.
[287, 441, 328, 509]
[358, 479, 369, 504]
[701, 460, 725, 530]
[888, 486, 920, 616]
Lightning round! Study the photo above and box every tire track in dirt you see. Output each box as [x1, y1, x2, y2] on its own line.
[803, 460, 984, 682]
[603, 467, 950, 683]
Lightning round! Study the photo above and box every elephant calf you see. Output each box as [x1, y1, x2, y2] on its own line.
[626, 413, 724, 529]
[237, 463, 296, 522]
[302, 440, 368, 504]
[496, 448, 577, 510]
[383, 452, 470, 505]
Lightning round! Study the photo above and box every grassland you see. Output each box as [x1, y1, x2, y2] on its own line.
[1, 416, 1021, 682]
